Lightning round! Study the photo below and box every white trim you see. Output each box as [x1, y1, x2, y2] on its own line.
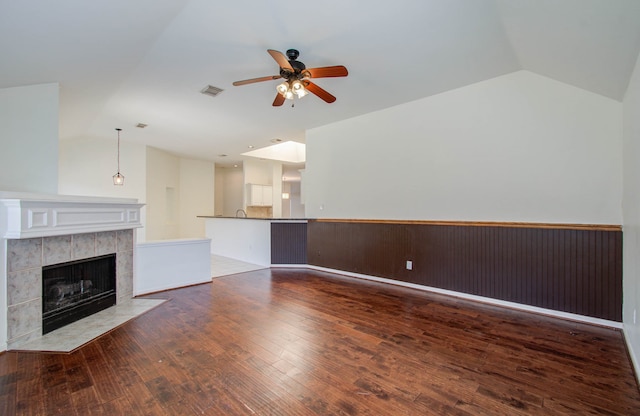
[1, 198, 144, 239]
[301, 265, 622, 329]
[623, 324, 640, 385]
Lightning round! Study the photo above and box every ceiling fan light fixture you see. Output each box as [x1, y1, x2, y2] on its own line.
[276, 82, 288, 95]
[291, 80, 308, 98]
[234, 49, 347, 106]
[291, 80, 303, 91]
[277, 79, 308, 100]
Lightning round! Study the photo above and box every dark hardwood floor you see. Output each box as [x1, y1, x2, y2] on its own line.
[1, 268, 639, 415]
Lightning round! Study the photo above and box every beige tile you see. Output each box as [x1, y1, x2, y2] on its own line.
[117, 229, 133, 252]
[43, 235, 72, 266]
[12, 299, 166, 352]
[96, 231, 117, 255]
[7, 329, 42, 350]
[7, 268, 41, 306]
[8, 298, 41, 340]
[7, 238, 42, 272]
[72, 233, 96, 259]
[117, 251, 134, 302]
[210, 254, 266, 278]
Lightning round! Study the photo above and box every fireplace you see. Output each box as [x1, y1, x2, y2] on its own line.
[1, 192, 144, 351]
[4, 230, 135, 348]
[42, 254, 117, 334]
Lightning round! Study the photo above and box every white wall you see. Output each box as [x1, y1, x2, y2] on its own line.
[623, 52, 640, 378]
[243, 158, 282, 215]
[145, 147, 215, 240]
[146, 146, 181, 241]
[0, 83, 59, 350]
[271, 164, 283, 218]
[179, 158, 215, 237]
[215, 166, 243, 217]
[282, 182, 292, 218]
[0, 208, 6, 351]
[58, 136, 148, 241]
[135, 238, 211, 295]
[224, 167, 244, 216]
[243, 159, 273, 186]
[0, 84, 59, 193]
[61, 140, 214, 241]
[214, 166, 225, 216]
[289, 182, 305, 218]
[205, 218, 271, 266]
[306, 71, 623, 225]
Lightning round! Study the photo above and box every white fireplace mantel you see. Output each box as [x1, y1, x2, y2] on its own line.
[0, 192, 144, 239]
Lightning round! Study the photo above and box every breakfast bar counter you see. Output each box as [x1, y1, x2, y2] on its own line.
[199, 216, 308, 266]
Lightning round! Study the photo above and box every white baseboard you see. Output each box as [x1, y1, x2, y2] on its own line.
[622, 324, 640, 385]
[295, 264, 623, 329]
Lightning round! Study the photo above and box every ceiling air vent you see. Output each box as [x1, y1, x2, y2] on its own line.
[201, 85, 224, 97]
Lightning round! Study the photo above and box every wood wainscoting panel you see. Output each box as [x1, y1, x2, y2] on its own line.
[271, 222, 307, 264]
[307, 220, 622, 321]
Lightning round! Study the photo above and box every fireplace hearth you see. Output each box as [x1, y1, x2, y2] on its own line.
[42, 254, 116, 334]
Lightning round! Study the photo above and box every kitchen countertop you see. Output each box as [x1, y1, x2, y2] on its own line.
[198, 216, 310, 221]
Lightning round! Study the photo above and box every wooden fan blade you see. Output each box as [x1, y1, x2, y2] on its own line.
[273, 93, 285, 107]
[232, 75, 281, 86]
[305, 65, 348, 78]
[268, 49, 293, 71]
[304, 81, 336, 103]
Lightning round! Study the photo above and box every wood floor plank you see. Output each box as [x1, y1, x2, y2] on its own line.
[144, 374, 194, 415]
[81, 342, 125, 404]
[69, 385, 102, 415]
[122, 378, 171, 415]
[1, 268, 639, 415]
[16, 378, 46, 416]
[0, 352, 18, 416]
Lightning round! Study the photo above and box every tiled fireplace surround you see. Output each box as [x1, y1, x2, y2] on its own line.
[0, 193, 144, 351]
[6, 230, 134, 348]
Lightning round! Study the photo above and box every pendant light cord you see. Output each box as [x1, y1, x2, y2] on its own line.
[116, 128, 122, 173]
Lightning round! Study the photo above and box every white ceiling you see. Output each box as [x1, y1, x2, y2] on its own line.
[1, 0, 640, 166]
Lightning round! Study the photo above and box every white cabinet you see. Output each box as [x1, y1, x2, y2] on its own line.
[247, 184, 273, 206]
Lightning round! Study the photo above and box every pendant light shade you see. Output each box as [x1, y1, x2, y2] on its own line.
[113, 128, 125, 186]
[113, 172, 124, 186]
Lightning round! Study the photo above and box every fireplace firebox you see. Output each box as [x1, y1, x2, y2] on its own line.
[42, 254, 117, 334]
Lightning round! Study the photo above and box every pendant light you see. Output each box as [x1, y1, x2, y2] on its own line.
[113, 128, 125, 185]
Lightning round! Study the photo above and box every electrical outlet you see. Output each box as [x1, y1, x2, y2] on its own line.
[406, 260, 413, 270]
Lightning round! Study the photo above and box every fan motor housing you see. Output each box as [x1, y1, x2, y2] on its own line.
[281, 62, 306, 79]
[280, 49, 306, 79]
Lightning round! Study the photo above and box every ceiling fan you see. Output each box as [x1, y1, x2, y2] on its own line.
[232, 49, 348, 106]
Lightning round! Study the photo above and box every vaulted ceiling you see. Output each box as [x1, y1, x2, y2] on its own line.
[1, 0, 639, 165]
